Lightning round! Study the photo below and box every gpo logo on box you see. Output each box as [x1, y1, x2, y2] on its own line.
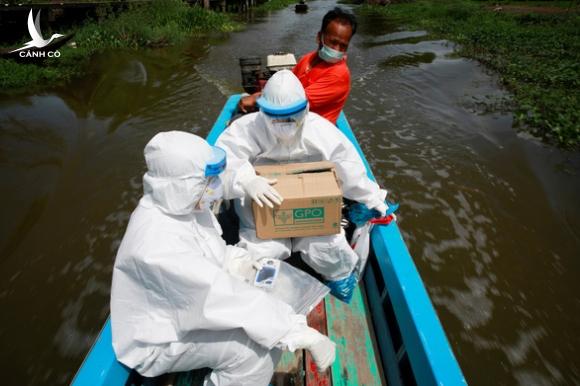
[293, 207, 324, 222]
[293, 208, 324, 219]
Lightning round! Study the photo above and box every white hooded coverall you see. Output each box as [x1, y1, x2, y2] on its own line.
[111, 132, 302, 385]
[216, 72, 386, 281]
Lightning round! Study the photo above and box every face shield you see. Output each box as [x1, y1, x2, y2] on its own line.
[257, 97, 308, 141]
[193, 146, 226, 211]
[194, 175, 224, 211]
[204, 146, 227, 178]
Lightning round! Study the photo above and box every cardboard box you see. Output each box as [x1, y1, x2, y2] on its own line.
[253, 161, 342, 239]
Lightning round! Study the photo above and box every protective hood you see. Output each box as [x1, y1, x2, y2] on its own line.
[142, 131, 224, 216]
[257, 70, 308, 142]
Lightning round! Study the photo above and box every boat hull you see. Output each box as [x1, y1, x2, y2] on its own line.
[72, 95, 466, 386]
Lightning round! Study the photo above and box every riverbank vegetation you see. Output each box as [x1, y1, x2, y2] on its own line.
[0, 0, 301, 93]
[359, 0, 579, 148]
[255, 0, 299, 11]
[1, 0, 240, 92]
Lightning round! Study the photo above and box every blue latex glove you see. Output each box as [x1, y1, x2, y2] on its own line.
[347, 202, 399, 227]
[326, 272, 358, 303]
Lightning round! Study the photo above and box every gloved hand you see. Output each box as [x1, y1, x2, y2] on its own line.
[225, 254, 263, 282]
[308, 330, 336, 372]
[372, 201, 388, 217]
[371, 188, 389, 217]
[278, 319, 336, 372]
[241, 175, 283, 208]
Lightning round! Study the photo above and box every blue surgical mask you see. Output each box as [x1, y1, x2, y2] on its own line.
[318, 36, 345, 63]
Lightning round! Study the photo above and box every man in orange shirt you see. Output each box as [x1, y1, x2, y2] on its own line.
[239, 7, 357, 124]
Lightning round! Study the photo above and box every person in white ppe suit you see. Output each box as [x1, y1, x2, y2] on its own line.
[110, 131, 335, 385]
[216, 70, 389, 296]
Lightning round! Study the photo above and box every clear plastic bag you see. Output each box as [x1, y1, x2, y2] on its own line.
[254, 259, 330, 315]
[351, 223, 373, 277]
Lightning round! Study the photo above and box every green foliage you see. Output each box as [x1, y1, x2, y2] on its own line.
[360, 0, 580, 148]
[0, 0, 239, 93]
[73, 0, 238, 50]
[255, 0, 301, 11]
[0, 59, 55, 90]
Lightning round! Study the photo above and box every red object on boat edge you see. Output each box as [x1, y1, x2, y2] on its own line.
[369, 214, 395, 225]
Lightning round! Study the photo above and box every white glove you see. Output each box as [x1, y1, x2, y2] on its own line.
[241, 175, 283, 208]
[278, 318, 336, 372]
[371, 202, 397, 222]
[308, 331, 336, 372]
[372, 201, 388, 217]
[225, 254, 263, 282]
[371, 189, 389, 217]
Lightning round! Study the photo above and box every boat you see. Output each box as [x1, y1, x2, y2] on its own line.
[295, 1, 308, 13]
[72, 94, 467, 385]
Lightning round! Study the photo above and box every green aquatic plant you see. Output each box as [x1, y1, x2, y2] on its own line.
[359, 0, 579, 148]
[255, 0, 302, 11]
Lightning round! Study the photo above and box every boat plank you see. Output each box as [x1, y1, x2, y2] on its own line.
[273, 350, 304, 386]
[326, 286, 384, 386]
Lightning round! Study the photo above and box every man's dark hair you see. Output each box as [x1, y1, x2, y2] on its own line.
[320, 7, 357, 36]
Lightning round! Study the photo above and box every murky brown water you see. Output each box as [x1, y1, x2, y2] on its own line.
[1, 1, 579, 384]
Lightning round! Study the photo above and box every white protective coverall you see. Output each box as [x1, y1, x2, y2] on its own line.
[216, 70, 387, 281]
[111, 131, 334, 385]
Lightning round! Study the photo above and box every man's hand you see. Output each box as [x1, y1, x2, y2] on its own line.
[238, 92, 261, 113]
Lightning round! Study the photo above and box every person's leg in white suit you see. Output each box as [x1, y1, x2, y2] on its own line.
[235, 195, 358, 280]
[150, 329, 281, 386]
[293, 230, 359, 280]
[235, 196, 291, 260]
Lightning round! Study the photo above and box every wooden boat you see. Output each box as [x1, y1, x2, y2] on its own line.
[72, 95, 466, 386]
[295, 1, 308, 13]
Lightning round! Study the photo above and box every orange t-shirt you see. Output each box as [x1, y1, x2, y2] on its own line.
[292, 51, 351, 124]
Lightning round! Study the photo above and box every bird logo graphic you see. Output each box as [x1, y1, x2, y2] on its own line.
[10, 9, 64, 53]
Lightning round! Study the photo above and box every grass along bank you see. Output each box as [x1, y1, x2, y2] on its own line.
[255, 0, 301, 11]
[0, 0, 240, 92]
[359, 0, 579, 148]
[0, 0, 303, 93]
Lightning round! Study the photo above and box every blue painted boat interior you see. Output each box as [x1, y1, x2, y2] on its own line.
[72, 94, 466, 386]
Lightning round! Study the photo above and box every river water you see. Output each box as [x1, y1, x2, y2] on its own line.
[1, 1, 579, 384]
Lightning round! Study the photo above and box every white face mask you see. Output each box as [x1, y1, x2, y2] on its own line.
[263, 109, 307, 141]
[195, 177, 223, 211]
[270, 120, 299, 141]
[318, 34, 346, 64]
